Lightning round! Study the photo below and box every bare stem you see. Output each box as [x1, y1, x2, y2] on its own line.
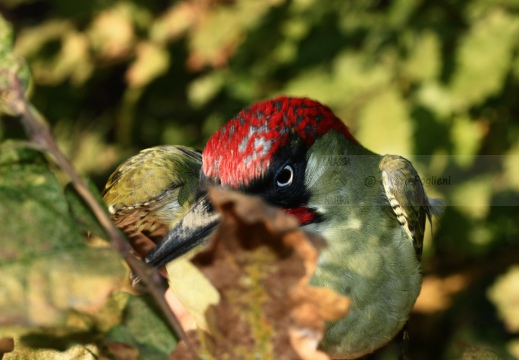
[0, 69, 197, 358]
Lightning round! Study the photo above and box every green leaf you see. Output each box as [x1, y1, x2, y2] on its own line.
[449, 9, 519, 111]
[450, 115, 484, 167]
[0, 141, 83, 264]
[106, 292, 177, 360]
[0, 13, 31, 93]
[0, 140, 125, 328]
[281, 50, 391, 111]
[356, 87, 413, 156]
[64, 180, 109, 240]
[402, 30, 441, 82]
[0, 14, 14, 60]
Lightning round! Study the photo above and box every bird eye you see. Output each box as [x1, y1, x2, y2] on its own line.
[276, 165, 294, 187]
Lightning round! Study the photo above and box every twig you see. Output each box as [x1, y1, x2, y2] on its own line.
[0, 68, 198, 358]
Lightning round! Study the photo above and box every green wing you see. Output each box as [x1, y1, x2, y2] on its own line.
[102, 145, 202, 244]
[103, 145, 201, 213]
[380, 155, 431, 261]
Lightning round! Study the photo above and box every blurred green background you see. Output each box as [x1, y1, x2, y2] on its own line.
[1, 0, 519, 358]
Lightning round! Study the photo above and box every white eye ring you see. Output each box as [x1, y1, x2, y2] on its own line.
[276, 165, 294, 187]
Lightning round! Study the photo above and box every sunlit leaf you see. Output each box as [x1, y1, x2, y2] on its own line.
[487, 265, 519, 333]
[126, 41, 170, 88]
[87, 6, 135, 60]
[0, 14, 30, 95]
[282, 51, 391, 109]
[402, 30, 441, 82]
[4, 343, 100, 360]
[449, 9, 519, 110]
[13, 20, 75, 86]
[356, 87, 413, 156]
[450, 115, 484, 167]
[150, 2, 198, 44]
[450, 176, 492, 220]
[188, 0, 284, 70]
[0, 140, 125, 329]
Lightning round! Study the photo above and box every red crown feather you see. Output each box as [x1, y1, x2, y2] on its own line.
[202, 96, 356, 187]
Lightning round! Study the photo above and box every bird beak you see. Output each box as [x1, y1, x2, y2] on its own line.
[145, 194, 220, 268]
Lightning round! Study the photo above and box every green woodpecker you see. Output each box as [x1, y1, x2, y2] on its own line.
[145, 97, 443, 359]
[102, 145, 202, 257]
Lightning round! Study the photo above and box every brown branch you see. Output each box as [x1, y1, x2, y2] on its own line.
[0, 68, 198, 358]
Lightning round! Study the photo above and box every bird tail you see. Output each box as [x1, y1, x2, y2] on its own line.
[426, 197, 446, 238]
[428, 197, 446, 218]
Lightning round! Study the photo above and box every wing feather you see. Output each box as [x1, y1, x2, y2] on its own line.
[380, 155, 442, 261]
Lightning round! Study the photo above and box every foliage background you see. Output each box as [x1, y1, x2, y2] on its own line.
[1, 0, 519, 359]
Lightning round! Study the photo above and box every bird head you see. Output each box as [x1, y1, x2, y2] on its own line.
[146, 96, 357, 267]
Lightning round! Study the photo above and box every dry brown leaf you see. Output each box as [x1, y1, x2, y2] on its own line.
[101, 342, 140, 360]
[0, 338, 14, 359]
[170, 187, 350, 360]
[413, 273, 469, 313]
